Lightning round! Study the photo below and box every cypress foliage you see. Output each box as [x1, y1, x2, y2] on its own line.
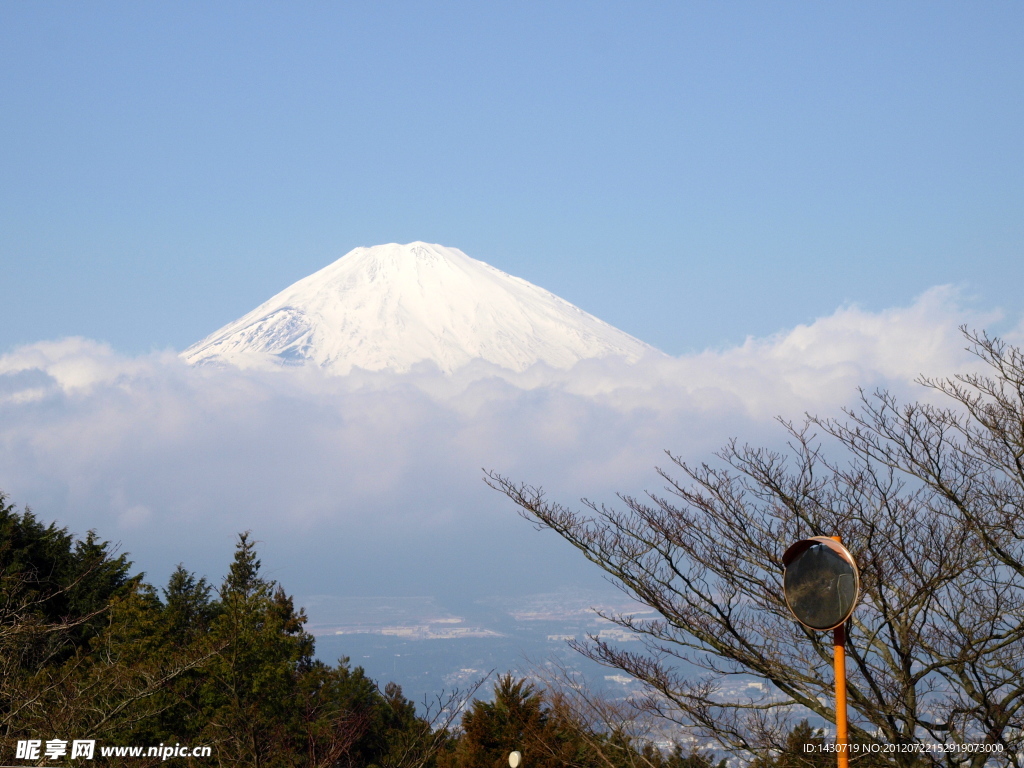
[0, 500, 435, 767]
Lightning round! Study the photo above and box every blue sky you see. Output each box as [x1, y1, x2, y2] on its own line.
[2, 1, 1023, 609]
[2, 2, 1023, 356]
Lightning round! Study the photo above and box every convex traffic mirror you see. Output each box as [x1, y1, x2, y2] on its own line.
[782, 537, 859, 631]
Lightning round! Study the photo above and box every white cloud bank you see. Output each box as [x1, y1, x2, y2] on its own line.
[0, 286, 1014, 599]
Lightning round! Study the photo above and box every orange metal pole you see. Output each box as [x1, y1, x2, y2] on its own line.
[834, 623, 848, 768]
[831, 536, 849, 768]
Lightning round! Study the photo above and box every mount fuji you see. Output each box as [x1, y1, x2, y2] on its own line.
[182, 242, 660, 374]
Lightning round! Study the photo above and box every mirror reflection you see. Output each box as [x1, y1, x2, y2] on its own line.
[784, 543, 857, 630]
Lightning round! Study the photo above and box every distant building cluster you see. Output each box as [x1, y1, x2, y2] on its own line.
[335, 624, 502, 640]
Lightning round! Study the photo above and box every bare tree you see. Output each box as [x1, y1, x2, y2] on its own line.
[487, 329, 1024, 768]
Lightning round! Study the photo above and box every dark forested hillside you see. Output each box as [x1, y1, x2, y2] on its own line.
[0, 494, 447, 767]
[1, 493, 738, 768]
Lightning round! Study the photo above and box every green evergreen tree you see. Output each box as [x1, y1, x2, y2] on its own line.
[0, 494, 134, 662]
[749, 721, 831, 768]
[443, 674, 596, 768]
[163, 564, 217, 639]
[197, 532, 312, 765]
[1, 499, 443, 768]
[150, 564, 220, 744]
[0, 495, 208, 753]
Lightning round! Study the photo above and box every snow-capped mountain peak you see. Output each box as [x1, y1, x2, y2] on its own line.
[182, 242, 659, 374]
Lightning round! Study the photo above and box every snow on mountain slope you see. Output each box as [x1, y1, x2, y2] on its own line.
[182, 242, 660, 374]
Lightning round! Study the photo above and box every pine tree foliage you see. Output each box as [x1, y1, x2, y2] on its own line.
[441, 674, 726, 768]
[0, 508, 442, 767]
